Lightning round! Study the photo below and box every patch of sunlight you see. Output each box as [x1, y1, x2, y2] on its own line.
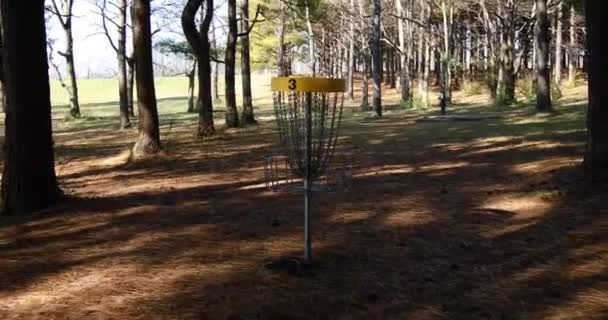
[461, 141, 538, 157]
[420, 161, 470, 172]
[539, 287, 608, 320]
[565, 259, 607, 281]
[381, 209, 436, 227]
[328, 210, 374, 224]
[471, 136, 518, 144]
[508, 116, 553, 125]
[353, 164, 415, 178]
[511, 157, 580, 174]
[481, 196, 552, 215]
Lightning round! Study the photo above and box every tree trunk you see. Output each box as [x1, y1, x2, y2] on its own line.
[240, 0, 256, 125]
[132, 0, 161, 153]
[187, 61, 196, 113]
[1, 0, 61, 215]
[347, 0, 355, 100]
[568, 5, 577, 85]
[0, 12, 6, 113]
[496, 24, 515, 104]
[224, 0, 239, 127]
[277, 1, 287, 76]
[441, 0, 452, 104]
[396, 0, 410, 103]
[554, 1, 563, 87]
[304, 0, 315, 75]
[389, 49, 396, 88]
[182, 0, 215, 137]
[535, 0, 552, 112]
[117, 0, 131, 129]
[127, 56, 135, 116]
[371, 0, 382, 117]
[583, 0, 608, 175]
[211, 19, 220, 101]
[59, 0, 80, 118]
[361, 57, 369, 110]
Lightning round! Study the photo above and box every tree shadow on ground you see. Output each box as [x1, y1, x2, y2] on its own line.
[1, 99, 606, 319]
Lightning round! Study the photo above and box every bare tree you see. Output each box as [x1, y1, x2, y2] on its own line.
[93, 0, 132, 129]
[48, 0, 81, 117]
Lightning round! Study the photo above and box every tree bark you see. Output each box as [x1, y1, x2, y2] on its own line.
[52, 0, 80, 118]
[568, 5, 577, 85]
[371, 0, 382, 117]
[240, 0, 256, 125]
[554, 1, 563, 87]
[361, 57, 369, 110]
[583, 0, 608, 175]
[304, 0, 315, 75]
[127, 55, 135, 116]
[0, 11, 6, 113]
[117, 0, 131, 129]
[132, 0, 161, 153]
[211, 19, 220, 101]
[396, 0, 411, 103]
[347, 0, 355, 100]
[440, 0, 452, 103]
[224, 0, 239, 127]
[182, 0, 215, 137]
[187, 61, 196, 113]
[535, 0, 552, 112]
[277, 1, 287, 76]
[1, 0, 61, 215]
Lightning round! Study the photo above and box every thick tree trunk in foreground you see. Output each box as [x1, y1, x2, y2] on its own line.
[240, 0, 256, 125]
[224, 0, 239, 127]
[371, 0, 382, 117]
[0, 14, 6, 113]
[535, 0, 552, 112]
[182, 0, 215, 137]
[1, 0, 61, 215]
[132, 0, 161, 153]
[584, 0, 608, 175]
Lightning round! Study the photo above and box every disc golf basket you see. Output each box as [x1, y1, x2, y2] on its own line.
[264, 77, 351, 264]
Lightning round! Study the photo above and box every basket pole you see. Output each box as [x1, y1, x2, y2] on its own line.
[304, 91, 313, 263]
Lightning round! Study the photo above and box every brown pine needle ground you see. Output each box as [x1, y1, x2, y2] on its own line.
[1, 79, 606, 319]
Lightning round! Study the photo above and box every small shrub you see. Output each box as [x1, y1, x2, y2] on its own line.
[411, 92, 429, 109]
[400, 99, 413, 109]
[516, 75, 535, 104]
[461, 81, 482, 96]
[552, 84, 563, 101]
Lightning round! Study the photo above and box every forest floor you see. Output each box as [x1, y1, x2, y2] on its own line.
[1, 77, 607, 319]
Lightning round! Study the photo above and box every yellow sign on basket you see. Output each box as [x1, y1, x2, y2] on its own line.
[271, 77, 346, 93]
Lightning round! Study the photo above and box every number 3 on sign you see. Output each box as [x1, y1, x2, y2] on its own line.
[288, 79, 297, 90]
